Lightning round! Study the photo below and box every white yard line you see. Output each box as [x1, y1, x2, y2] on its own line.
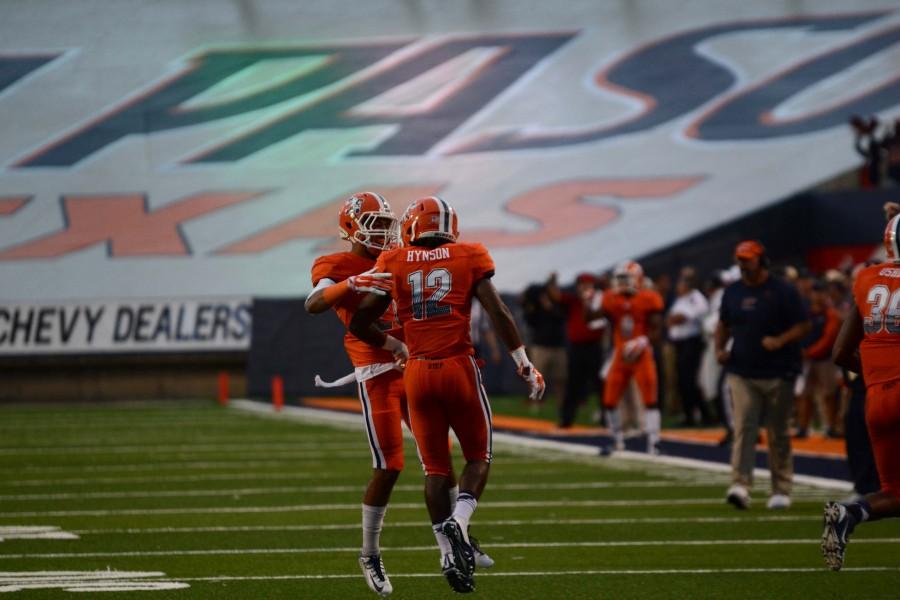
[175, 566, 900, 582]
[0, 497, 831, 518]
[3, 538, 899, 560]
[0, 442, 368, 456]
[73, 515, 816, 535]
[0, 480, 757, 501]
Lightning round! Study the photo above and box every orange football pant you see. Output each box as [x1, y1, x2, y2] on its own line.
[866, 379, 900, 501]
[404, 355, 492, 477]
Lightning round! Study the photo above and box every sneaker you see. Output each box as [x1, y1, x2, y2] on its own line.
[647, 441, 661, 456]
[440, 517, 475, 577]
[469, 533, 494, 569]
[767, 494, 791, 510]
[358, 553, 392, 597]
[441, 552, 475, 593]
[726, 484, 750, 510]
[613, 434, 625, 452]
[822, 501, 856, 571]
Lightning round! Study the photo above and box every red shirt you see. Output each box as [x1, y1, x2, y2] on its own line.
[853, 263, 900, 387]
[560, 292, 604, 344]
[375, 242, 494, 359]
[311, 252, 396, 368]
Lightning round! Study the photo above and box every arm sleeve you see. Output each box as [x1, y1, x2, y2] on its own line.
[805, 308, 842, 360]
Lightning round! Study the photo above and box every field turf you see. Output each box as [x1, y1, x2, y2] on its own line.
[0, 401, 898, 598]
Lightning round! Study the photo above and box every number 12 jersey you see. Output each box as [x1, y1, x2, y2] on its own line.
[375, 242, 495, 359]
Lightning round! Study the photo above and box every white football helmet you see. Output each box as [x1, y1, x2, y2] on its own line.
[613, 261, 643, 294]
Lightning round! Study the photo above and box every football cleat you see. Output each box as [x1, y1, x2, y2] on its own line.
[358, 553, 393, 597]
[726, 484, 750, 510]
[822, 501, 856, 571]
[441, 552, 475, 593]
[469, 532, 495, 569]
[441, 517, 476, 577]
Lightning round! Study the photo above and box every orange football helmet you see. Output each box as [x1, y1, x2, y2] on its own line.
[612, 260, 644, 293]
[886, 214, 900, 262]
[338, 192, 397, 251]
[399, 196, 459, 246]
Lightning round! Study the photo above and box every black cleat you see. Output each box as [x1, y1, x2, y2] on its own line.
[441, 553, 475, 593]
[441, 517, 476, 577]
[822, 502, 856, 571]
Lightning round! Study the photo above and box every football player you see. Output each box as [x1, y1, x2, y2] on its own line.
[825, 214, 900, 571]
[350, 196, 544, 594]
[305, 192, 492, 597]
[586, 261, 664, 454]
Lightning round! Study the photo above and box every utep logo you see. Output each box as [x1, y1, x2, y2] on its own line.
[6, 9, 900, 168]
[348, 196, 364, 216]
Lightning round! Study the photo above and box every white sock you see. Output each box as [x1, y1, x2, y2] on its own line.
[645, 408, 661, 448]
[432, 523, 452, 556]
[361, 504, 386, 556]
[448, 485, 460, 513]
[607, 408, 623, 442]
[452, 491, 477, 533]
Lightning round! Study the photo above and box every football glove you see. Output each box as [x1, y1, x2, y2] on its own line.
[382, 334, 409, 368]
[348, 268, 393, 296]
[510, 346, 546, 401]
[621, 335, 649, 362]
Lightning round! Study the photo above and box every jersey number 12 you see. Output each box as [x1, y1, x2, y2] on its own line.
[409, 269, 452, 320]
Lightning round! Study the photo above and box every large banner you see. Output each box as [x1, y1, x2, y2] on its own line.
[1, 1, 899, 301]
[0, 298, 251, 355]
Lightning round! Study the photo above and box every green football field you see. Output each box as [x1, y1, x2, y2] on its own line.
[1, 401, 898, 599]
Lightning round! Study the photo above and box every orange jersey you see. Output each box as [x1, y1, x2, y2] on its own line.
[601, 288, 664, 349]
[311, 252, 395, 368]
[375, 242, 495, 359]
[853, 263, 900, 387]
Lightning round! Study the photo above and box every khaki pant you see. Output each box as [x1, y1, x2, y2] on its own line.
[727, 374, 794, 496]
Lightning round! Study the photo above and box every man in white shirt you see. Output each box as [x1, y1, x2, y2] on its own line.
[667, 268, 711, 426]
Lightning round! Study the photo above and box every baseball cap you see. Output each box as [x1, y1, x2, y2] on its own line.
[735, 240, 765, 259]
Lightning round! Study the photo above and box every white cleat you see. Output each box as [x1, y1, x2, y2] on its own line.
[359, 553, 392, 597]
[469, 533, 495, 569]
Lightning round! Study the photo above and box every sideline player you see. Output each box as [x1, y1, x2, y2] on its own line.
[825, 214, 900, 570]
[586, 261, 664, 453]
[350, 196, 544, 593]
[305, 192, 492, 597]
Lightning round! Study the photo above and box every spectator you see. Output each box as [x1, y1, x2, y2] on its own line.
[552, 273, 606, 428]
[795, 281, 841, 439]
[667, 268, 712, 426]
[882, 118, 900, 187]
[715, 240, 811, 511]
[701, 266, 740, 445]
[850, 115, 883, 189]
[520, 275, 568, 410]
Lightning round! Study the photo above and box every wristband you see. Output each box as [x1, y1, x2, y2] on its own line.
[510, 345, 529, 369]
